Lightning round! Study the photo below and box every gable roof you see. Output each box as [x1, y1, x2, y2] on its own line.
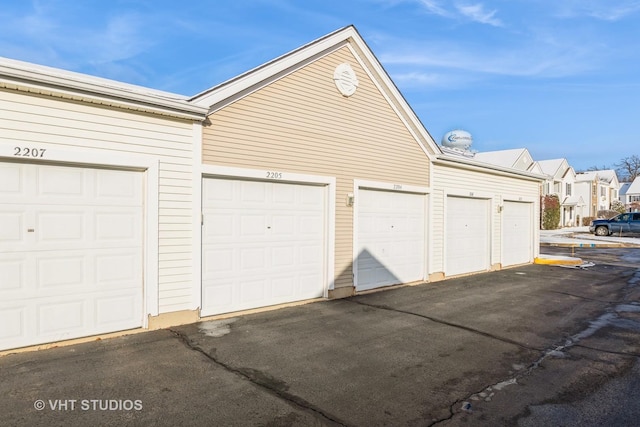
[619, 182, 632, 196]
[537, 159, 567, 177]
[472, 148, 532, 170]
[576, 169, 620, 187]
[189, 25, 441, 157]
[627, 176, 640, 194]
[575, 170, 599, 182]
[528, 162, 544, 175]
[0, 56, 207, 120]
[596, 169, 619, 185]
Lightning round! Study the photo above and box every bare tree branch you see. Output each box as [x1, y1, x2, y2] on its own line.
[615, 155, 640, 181]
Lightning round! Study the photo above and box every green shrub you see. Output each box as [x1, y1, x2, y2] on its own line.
[541, 194, 561, 230]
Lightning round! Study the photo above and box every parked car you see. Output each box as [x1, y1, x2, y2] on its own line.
[589, 212, 640, 236]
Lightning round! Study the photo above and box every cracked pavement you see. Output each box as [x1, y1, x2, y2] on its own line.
[1, 247, 640, 426]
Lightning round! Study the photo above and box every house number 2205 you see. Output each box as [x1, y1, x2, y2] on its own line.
[266, 171, 282, 179]
[14, 147, 47, 158]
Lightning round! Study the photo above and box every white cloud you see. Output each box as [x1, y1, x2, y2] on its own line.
[379, 36, 601, 82]
[417, 0, 451, 17]
[554, 0, 640, 21]
[87, 14, 154, 65]
[455, 3, 503, 26]
[411, 0, 505, 26]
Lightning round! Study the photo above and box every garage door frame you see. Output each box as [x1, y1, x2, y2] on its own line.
[198, 165, 336, 315]
[353, 179, 429, 292]
[501, 195, 536, 267]
[0, 144, 159, 341]
[444, 190, 494, 277]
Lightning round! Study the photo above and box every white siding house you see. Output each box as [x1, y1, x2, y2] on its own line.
[622, 177, 640, 212]
[0, 57, 207, 351]
[575, 170, 621, 218]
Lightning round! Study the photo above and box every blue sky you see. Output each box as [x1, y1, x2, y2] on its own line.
[1, 0, 639, 172]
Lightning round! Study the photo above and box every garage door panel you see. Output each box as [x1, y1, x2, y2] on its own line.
[37, 166, 85, 197]
[38, 255, 86, 288]
[0, 258, 23, 291]
[0, 162, 143, 351]
[96, 294, 140, 325]
[356, 189, 426, 291]
[96, 252, 141, 287]
[0, 307, 23, 340]
[95, 169, 142, 204]
[37, 211, 85, 241]
[37, 299, 85, 335]
[201, 178, 326, 316]
[95, 211, 140, 241]
[0, 163, 22, 193]
[0, 211, 23, 243]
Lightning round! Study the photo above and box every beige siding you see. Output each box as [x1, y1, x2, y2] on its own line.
[431, 163, 540, 275]
[0, 88, 195, 313]
[202, 47, 430, 290]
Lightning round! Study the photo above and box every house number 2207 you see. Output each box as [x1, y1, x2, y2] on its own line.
[14, 147, 47, 158]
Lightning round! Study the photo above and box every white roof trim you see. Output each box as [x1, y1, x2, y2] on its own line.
[0, 56, 208, 120]
[435, 154, 546, 182]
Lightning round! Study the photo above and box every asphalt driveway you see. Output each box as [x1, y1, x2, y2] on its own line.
[2, 248, 640, 426]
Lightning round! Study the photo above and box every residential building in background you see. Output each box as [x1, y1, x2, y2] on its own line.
[538, 159, 584, 227]
[622, 176, 640, 212]
[574, 170, 620, 218]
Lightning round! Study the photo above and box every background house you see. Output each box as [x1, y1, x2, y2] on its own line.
[623, 176, 640, 212]
[537, 159, 584, 227]
[574, 170, 620, 218]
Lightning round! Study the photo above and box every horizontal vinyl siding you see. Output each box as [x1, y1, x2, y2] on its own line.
[0, 88, 195, 313]
[431, 163, 540, 274]
[203, 46, 430, 289]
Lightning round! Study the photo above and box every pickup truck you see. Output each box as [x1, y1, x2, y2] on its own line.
[589, 212, 640, 236]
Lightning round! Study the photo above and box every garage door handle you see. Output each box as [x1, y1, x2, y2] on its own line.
[27, 229, 35, 233]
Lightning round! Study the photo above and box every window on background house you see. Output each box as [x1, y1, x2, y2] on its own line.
[566, 183, 572, 196]
[554, 182, 561, 193]
[601, 187, 606, 197]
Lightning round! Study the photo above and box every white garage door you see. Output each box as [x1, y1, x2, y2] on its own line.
[503, 201, 533, 266]
[356, 189, 426, 291]
[0, 162, 143, 351]
[201, 178, 326, 316]
[446, 196, 490, 276]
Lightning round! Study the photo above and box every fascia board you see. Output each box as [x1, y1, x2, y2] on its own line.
[190, 26, 357, 109]
[344, 31, 441, 158]
[0, 59, 208, 120]
[435, 155, 546, 182]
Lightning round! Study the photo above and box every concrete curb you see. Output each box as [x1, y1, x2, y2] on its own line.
[534, 255, 583, 266]
[540, 242, 628, 248]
